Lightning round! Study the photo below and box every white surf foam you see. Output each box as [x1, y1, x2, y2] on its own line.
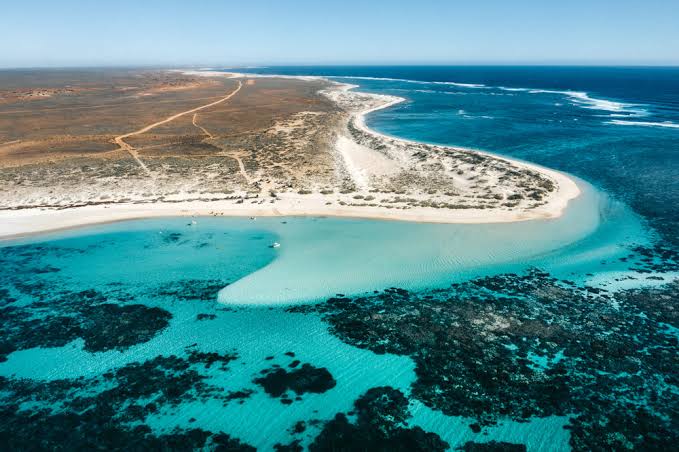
[217, 70, 649, 120]
[341, 77, 646, 116]
[432, 81, 486, 88]
[497, 86, 647, 117]
[498, 86, 530, 92]
[334, 76, 487, 89]
[606, 119, 679, 129]
[563, 91, 643, 114]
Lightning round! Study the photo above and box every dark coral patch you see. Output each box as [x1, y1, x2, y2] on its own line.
[0, 350, 253, 450]
[224, 389, 254, 405]
[291, 271, 679, 450]
[156, 279, 228, 302]
[0, 290, 171, 361]
[186, 349, 238, 370]
[274, 439, 303, 451]
[196, 313, 217, 321]
[80, 304, 171, 352]
[310, 386, 448, 451]
[162, 232, 184, 244]
[457, 441, 527, 451]
[254, 363, 336, 401]
[0, 410, 254, 452]
[291, 420, 306, 434]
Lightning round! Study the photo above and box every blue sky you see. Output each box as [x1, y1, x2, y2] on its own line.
[2, 0, 678, 68]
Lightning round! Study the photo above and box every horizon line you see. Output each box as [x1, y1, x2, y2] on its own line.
[2, 62, 679, 71]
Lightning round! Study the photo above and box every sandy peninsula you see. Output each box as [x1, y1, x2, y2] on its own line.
[0, 69, 579, 240]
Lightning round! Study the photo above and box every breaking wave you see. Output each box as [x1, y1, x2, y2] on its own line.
[335, 76, 648, 117]
[606, 120, 679, 129]
[497, 87, 647, 116]
[334, 76, 487, 89]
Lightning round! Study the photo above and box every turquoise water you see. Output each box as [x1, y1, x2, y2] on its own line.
[0, 217, 584, 450]
[2, 67, 677, 450]
[220, 181, 649, 304]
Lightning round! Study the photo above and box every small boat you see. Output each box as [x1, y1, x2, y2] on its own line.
[269, 242, 281, 248]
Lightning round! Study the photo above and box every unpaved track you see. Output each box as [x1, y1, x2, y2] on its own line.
[192, 108, 253, 185]
[231, 152, 253, 184]
[114, 81, 243, 175]
[192, 113, 213, 139]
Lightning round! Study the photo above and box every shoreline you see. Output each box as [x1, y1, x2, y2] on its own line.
[0, 71, 582, 241]
[327, 80, 580, 218]
[0, 181, 586, 242]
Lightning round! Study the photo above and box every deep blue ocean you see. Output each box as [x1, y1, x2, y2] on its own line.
[1, 67, 677, 450]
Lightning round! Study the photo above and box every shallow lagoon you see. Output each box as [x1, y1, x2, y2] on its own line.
[219, 180, 653, 305]
[0, 214, 582, 450]
[0, 180, 666, 450]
